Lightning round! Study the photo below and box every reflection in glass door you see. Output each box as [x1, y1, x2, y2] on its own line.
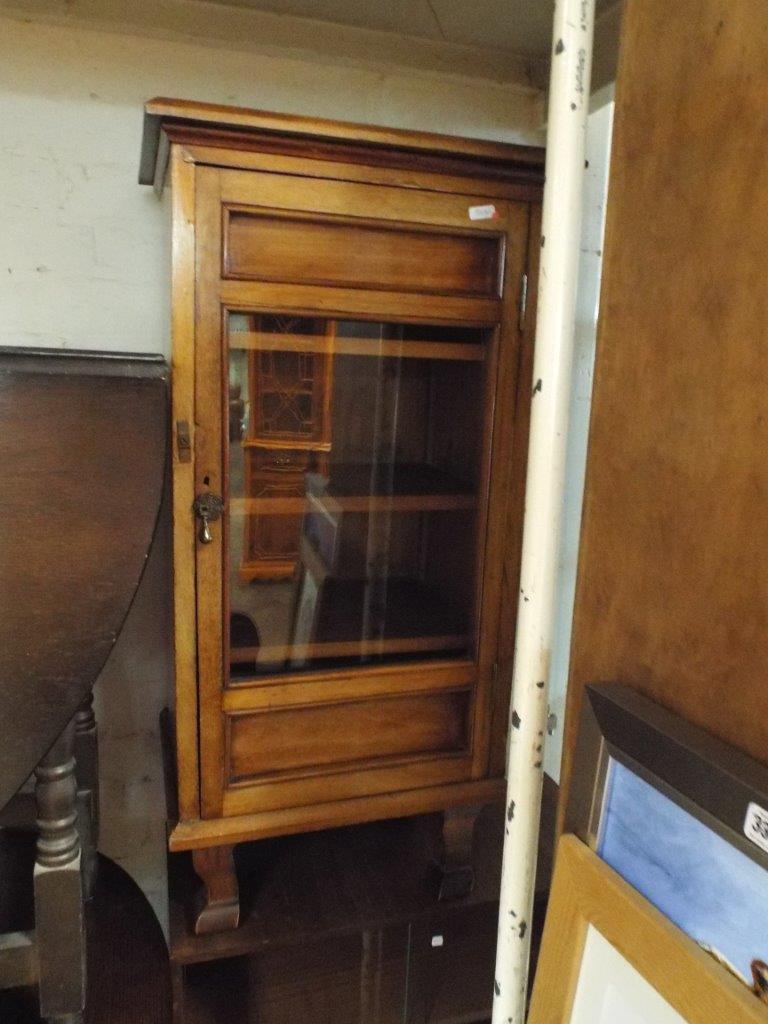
[227, 314, 491, 681]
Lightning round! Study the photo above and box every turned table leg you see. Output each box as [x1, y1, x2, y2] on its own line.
[74, 694, 99, 901]
[191, 845, 240, 935]
[434, 804, 481, 901]
[34, 718, 86, 1024]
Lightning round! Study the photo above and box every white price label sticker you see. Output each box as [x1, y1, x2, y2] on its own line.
[431, 934, 444, 947]
[744, 801, 768, 854]
[468, 203, 498, 221]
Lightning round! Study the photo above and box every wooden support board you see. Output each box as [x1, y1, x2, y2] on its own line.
[563, 0, 768, 810]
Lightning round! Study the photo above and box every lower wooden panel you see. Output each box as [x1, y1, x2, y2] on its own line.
[221, 752, 475, 818]
[227, 689, 470, 782]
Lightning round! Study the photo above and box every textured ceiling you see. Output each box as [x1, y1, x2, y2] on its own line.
[197, 0, 615, 60]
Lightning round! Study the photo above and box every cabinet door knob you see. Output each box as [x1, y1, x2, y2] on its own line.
[192, 492, 224, 544]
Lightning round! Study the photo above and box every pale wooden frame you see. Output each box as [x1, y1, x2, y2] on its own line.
[528, 835, 766, 1024]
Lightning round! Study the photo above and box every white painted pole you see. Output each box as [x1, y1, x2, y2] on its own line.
[491, 2, 595, 1022]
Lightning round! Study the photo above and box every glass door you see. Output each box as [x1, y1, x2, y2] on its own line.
[226, 313, 493, 682]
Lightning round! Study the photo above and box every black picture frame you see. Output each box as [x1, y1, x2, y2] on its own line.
[565, 682, 768, 871]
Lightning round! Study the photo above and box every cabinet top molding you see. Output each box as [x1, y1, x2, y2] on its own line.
[139, 97, 545, 192]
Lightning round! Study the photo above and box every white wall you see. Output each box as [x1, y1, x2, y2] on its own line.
[0, 13, 545, 928]
[545, 93, 614, 781]
[0, 16, 543, 356]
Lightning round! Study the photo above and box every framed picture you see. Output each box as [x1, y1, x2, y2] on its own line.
[528, 835, 765, 1023]
[565, 683, 768, 1000]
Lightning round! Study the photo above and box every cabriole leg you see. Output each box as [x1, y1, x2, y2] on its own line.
[191, 844, 240, 935]
[435, 803, 482, 901]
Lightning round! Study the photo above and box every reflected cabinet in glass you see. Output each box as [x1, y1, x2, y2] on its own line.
[227, 314, 491, 680]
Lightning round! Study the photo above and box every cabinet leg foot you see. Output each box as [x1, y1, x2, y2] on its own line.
[191, 845, 240, 935]
[434, 804, 481, 901]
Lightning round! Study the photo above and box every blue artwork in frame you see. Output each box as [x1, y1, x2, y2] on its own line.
[598, 758, 768, 991]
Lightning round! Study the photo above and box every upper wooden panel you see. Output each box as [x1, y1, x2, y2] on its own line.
[221, 167, 506, 297]
[226, 211, 500, 297]
[139, 97, 545, 193]
[563, 0, 768, 800]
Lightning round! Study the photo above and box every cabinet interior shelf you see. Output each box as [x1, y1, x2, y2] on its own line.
[230, 577, 469, 668]
[230, 463, 476, 516]
[229, 331, 486, 363]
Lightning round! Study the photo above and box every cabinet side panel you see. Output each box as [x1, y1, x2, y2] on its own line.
[470, 200, 531, 778]
[170, 146, 201, 820]
[489, 200, 541, 776]
[194, 166, 228, 819]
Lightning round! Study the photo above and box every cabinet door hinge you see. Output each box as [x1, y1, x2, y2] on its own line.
[176, 419, 192, 463]
[518, 272, 529, 332]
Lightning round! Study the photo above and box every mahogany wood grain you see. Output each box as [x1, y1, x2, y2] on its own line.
[147, 102, 543, 908]
[193, 166, 227, 820]
[194, 159, 531, 824]
[228, 689, 470, 781]
[470, 200, 532, 778]
[140, 97, 545, 190]
[168, 126, 545, 197]
[435, 803, 482, 900]
[221, 754, 477, 819]
[191, 846, 239, 935]
[220, 277, 502, 326]
[179, 141, 544, 202]
[169, 778, 506, 851]
[219, 166, 511, 231]
[222, 660, 476, 710]
[226, 210, 501, 297]
[0, 349, 167, 810]
[562, 0, 768, 816]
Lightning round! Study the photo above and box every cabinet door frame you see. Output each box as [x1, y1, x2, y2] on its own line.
[183, 159, 532, 821]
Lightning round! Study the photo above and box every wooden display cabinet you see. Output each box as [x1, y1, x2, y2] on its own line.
[140, 98, 544, 933]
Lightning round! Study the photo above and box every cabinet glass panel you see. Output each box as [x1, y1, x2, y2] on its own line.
[227, 313, 491, 681]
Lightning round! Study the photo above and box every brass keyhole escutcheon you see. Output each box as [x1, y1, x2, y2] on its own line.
[192, 492, 224, 544]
